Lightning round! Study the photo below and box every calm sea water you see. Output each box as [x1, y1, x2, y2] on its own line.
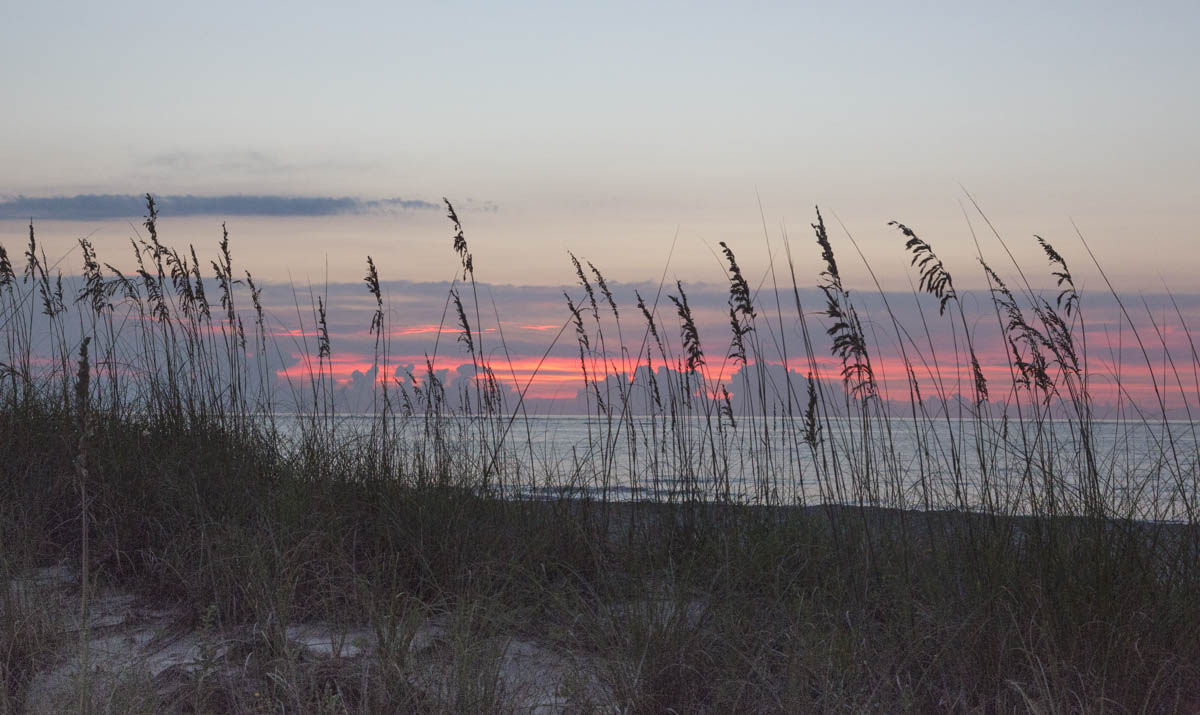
[275, 414, 1200, 520]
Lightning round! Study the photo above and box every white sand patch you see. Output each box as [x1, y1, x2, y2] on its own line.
[18, 565, 203, 713]
[285, 622, 376, 658]
[288, 617, 615, 713]
[14, 563, 616, 713]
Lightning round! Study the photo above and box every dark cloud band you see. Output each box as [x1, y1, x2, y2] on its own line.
[0, 194, 442, 220]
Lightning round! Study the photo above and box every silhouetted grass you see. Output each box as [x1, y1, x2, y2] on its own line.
[1, 194, 1199, 711]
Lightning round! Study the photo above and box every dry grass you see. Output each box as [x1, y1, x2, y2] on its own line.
[1, 195, 1199, 711]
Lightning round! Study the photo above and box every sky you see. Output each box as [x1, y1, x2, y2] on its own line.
[2, 1, 1198, 409]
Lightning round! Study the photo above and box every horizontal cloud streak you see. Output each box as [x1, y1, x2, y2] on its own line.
[0, 194, 443, 220]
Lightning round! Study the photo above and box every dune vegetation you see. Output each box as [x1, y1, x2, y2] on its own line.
[2, 195, 1199, 712]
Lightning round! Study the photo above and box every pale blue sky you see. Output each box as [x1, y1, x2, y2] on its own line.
[2, 1, 1197, 287]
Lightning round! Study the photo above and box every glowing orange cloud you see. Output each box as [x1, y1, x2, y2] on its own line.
[276, 352, 592, 398]
[271, 340, 1200, 407]
[393, 324, 457, 336]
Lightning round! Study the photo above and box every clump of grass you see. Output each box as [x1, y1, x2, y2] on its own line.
[892, 219, 988, 403]
[720, 241, 754, 367]
[814, 209, 875, 400]
[0, 570, 63, 710]
[0, 194, 1199, 711]
[668, 281, 704, 375]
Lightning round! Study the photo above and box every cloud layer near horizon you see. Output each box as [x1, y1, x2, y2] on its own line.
[247, 277, 1200, 413]
[3, 260, 1199, 414]
[0, 194, 444, 220]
